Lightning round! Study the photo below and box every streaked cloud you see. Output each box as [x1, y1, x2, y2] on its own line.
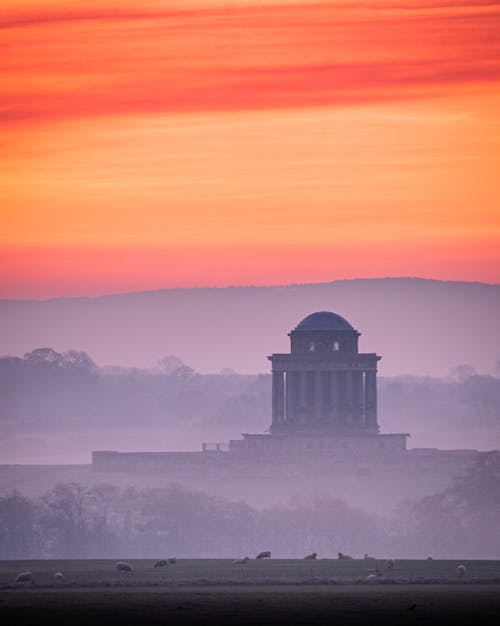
[1, 1, 499, 296]
[2, 1, 499, 122]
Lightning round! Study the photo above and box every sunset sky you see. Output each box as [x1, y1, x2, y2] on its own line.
[1, 0, 500, 298]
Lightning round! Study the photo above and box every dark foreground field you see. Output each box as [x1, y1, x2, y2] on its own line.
[2, 585, 500, 626]
[1, 560, 500, 625]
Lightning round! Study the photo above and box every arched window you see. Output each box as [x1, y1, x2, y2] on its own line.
[333, 341, 340, 351]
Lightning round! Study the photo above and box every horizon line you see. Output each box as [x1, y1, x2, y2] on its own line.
[1, 275, 499, 304]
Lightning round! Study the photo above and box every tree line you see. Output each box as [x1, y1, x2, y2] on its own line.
[1, 452, 499, 560]
[1, 348, 499, 448]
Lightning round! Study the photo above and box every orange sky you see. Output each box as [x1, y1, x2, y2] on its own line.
[1, 0, 500, 298]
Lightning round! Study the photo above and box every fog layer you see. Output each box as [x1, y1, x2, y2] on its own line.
[1, 348, 499, 465]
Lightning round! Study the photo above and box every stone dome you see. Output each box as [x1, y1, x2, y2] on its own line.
[295, 311, 354, 331]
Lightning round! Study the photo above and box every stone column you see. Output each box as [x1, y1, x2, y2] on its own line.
[300, 370, 309, 424]
[314, 371, 323, 420]
[372, 371, 378, 428]
[344, 370, 353, 424]
[352, 370, 364, 425]
[272, 370, 285, 426]
[321, 371, 332, 422]
[331, 371, 338, 422]
[364, 370, 378, 430]
[285, 371, 293, 423]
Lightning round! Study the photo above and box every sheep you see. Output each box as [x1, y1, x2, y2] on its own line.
[232, 557, 250, 564]
[15, 571, 33, 584]
[364, 553, 376, 560]
[338, 552, 353, 560]
[387, 559, 395, 569]
[167, 557, 177, 564]
[457, 564, 466, 577]
[304, 552, 317, 560]
[154, 560, 168, 568]
[256, 551, 271, 559]
[366, 573, 379, 583]
[54, 572, 65, 582]
[115, 561, 133, 574]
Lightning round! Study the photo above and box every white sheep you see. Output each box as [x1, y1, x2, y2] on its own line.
[366, 573, 378, 582]
[115, 561, 133, 574]
[232, 557, 250, 564]
[304, 552, 317, 560]
[54, 572, 65, 582]
[457, 564, 466, 577]
[15, 571, 33, 584]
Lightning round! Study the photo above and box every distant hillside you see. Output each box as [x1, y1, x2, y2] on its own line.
[0, 278, 498, 376]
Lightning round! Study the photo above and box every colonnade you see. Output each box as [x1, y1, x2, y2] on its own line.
[272, 368, 378, 430]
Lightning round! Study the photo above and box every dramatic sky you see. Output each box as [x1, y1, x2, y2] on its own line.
[1, 0, 499, 298]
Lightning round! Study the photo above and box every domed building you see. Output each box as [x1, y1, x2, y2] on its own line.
[271, 311, 378, 432]
[229, 311, 408, 456]
[94, 310, 482, 478]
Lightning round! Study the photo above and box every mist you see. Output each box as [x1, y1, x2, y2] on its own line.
[1, 347, 499, 466]
[1, 278, 499, 560]
[1, 451, 500, 560]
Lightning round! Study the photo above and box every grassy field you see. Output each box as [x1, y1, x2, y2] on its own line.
[1, 558, 500, 587]
[1, 561, 500, 625]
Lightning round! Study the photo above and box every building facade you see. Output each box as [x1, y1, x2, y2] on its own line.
[230, 311, 408, 456]
[269, 311, 379, 433]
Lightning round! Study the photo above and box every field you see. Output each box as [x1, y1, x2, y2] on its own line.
[1, 560, 500, 625]
[2, 558, 500, 588]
